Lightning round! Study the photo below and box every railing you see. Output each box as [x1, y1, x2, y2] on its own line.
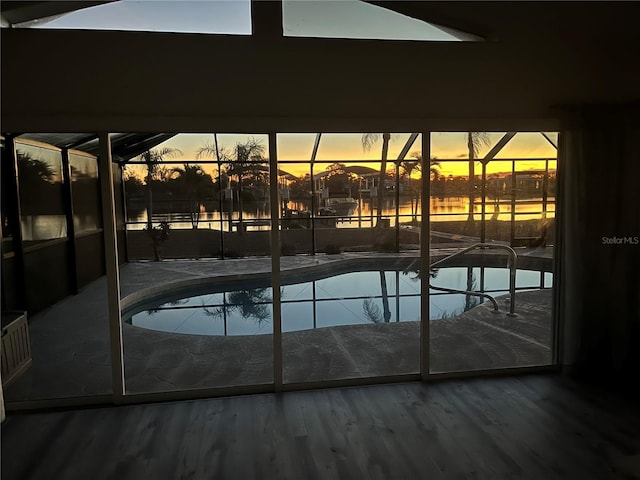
[429, 284, 500, 313]
[429, 243, 518, 316]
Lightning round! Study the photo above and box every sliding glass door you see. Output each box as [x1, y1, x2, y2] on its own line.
[277, 133, 423, 385]
[429, 132, 556, 374]
[119, 133, 275, 395]
[2, 129, 558, 410]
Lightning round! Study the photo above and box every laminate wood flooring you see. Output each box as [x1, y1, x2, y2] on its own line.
[3, 374, 639, 480]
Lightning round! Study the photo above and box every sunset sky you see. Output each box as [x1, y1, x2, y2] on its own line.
[124, 132, 558, 180]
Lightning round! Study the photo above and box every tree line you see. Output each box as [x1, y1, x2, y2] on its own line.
[124, 138, 269, 229]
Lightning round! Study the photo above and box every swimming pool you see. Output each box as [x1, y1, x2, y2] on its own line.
[124, 262, 552, 336]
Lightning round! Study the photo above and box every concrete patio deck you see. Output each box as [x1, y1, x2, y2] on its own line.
[2, 249, 554, 406]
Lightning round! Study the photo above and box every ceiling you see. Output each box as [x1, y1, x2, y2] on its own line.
[369, 1, 640, 43]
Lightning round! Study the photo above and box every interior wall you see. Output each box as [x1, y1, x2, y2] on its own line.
[1, 24, 638, 132]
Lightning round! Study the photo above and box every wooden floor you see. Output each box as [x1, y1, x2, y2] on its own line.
[2, 374, 640, 480]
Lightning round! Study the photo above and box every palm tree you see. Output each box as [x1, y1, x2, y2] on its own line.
[137, 147, 182, 231]
[16, 152, 56, 184]
[362, 133, 391, 228]
[361, 272, 392, 323]
[226, 288, 271, 323]
[203, 288, 272, 331]
[400, 159, 420, 223]
[198, 138, 265, 233]
[401, 153, 441, 223]
[15, 153, 59, 216]
[466, 132, 490, 223]
[170, 163, 214, 229]
[379, 271, 392, 322]
[363, 297, 383, 323]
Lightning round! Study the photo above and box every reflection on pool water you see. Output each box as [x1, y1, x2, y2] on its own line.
[125, 267, 552, 336]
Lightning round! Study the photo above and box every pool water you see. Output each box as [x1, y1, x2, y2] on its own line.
[125, 267, 552, 336]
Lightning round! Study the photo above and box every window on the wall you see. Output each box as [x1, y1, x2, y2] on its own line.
[15, 141, 67, 244]
[16, 0, 252, 35]
[283, 0, 478, 41]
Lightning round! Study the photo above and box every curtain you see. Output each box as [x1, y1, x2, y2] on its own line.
[559, 105, 640, 394]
